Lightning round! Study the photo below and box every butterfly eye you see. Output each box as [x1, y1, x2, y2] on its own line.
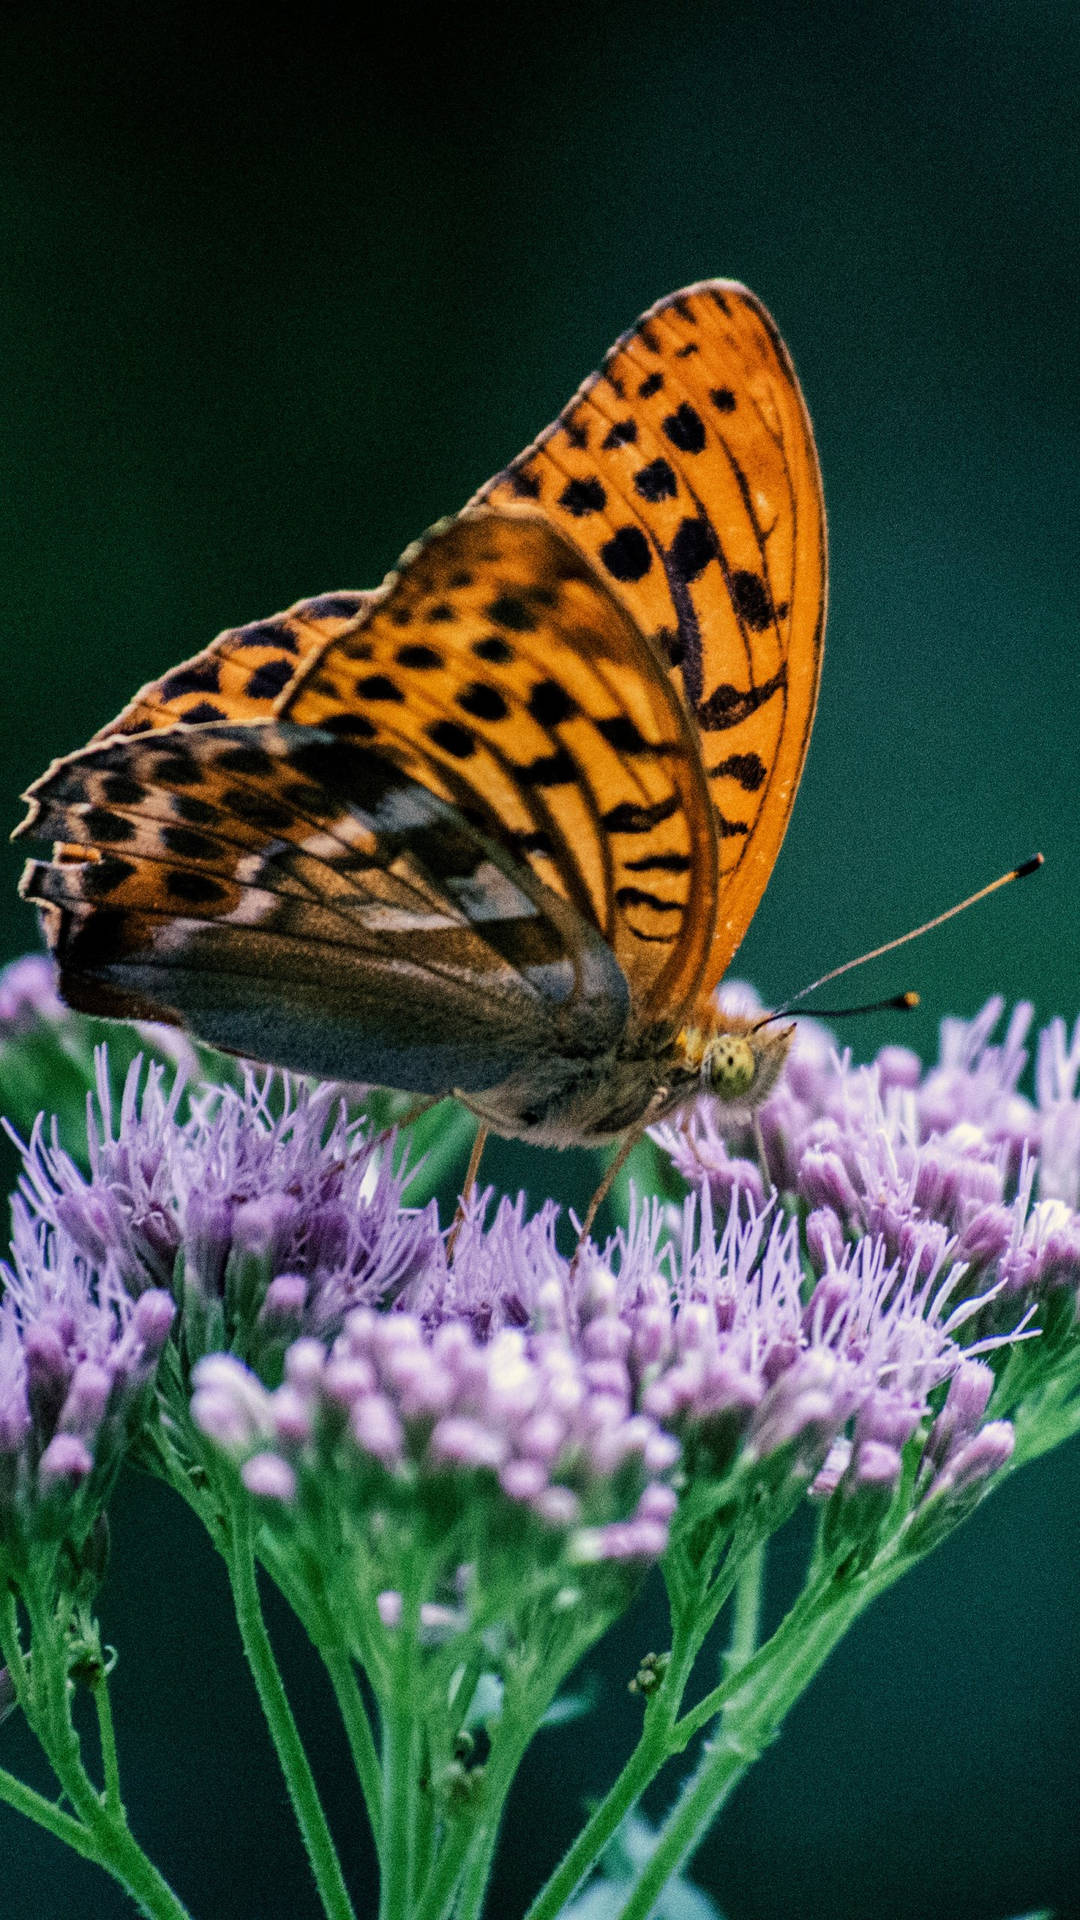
[707, 1035, 757, 1101]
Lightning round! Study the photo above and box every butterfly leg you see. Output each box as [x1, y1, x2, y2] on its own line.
[446, 1122, 491, 1259]
[573, 1089, 671, 1266]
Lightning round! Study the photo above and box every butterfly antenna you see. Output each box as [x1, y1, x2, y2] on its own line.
[758, 855, 1044, 1025]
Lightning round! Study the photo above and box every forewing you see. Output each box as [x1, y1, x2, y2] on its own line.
[281, 510, 717, 1024]
[17, 721, 629, 1093]
[476, 279, 826, 989]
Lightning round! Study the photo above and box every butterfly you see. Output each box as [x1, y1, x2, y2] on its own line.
[16, 280, 825, 1153]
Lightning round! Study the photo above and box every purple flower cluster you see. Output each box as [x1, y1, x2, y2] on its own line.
[193, 1263, 680, 1573]
[4, 983, 1071, 1584]
[14, 1055, 441, 1349]
[626, 1182, 1020, 1525]
[657, 988, 1080, 1318]
[0, 1198, 173, 1550]
[187, 1168, 1024, 1576]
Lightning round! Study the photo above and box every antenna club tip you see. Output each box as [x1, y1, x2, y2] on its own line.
[900, 991, 920, 1009]
[1015, 853, 1044, 879]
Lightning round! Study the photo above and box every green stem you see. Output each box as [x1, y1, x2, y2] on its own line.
[614, 1573, 883, 1920]
[92, 1666, 123, 1815]
[452, 1706, 541, 1920]
[721, 1540, 764, 1685]
[672, 1562, 829, 1751]
[320, 1643, 383, 1837]
[225, 1518, 356, 1920]
[524, 1537, 751, 1920]
[378, 1605, 420, 1920]
[523, 1715, 671, 1920]
[257, 1534, 384, 1839]
[6, 1590, 195, 1920]
[52, 1765, 197, 1920]
[0, 1761, 102, 1866]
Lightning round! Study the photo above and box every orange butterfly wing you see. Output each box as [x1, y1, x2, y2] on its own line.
[279, 511, 717, 1025]
[476, 279, 826, 994]
[18, 280, 825, 1115]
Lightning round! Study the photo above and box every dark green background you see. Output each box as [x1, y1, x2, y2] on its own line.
[1, 4, 1078, 1916]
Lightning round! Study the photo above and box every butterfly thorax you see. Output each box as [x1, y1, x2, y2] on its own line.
[459, 1006, 794, 1148]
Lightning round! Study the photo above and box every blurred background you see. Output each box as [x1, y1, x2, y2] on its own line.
[1, 1, 1078, 1915]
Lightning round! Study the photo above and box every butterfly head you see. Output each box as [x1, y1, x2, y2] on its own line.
[674, 1007, 795, 1112]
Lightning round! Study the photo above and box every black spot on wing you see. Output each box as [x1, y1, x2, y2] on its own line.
[558, 477, 606, 517]
[730, 571, 774, 632]
[150, 755, 202, 786]
[662, 403, 707, 454]
[696, 669, 786, 731]
[354, 674, 404, 702]
[172, 792, 218, 825]
[669, 516, 718, 583]
[508, 467, 541, 500]
[215, 743, 274, 777]
[287, 737, 411, 812]
[602, 419, 638, 449]
[247, 658, 295, 701]
[234, 622, 298, 653]
[595, 715, 659, 754]
[300, 593, 369, 618]
[184, 701, 229, 724]
[83, 857, 136, 898]
[161, 660, 222, 700]
[653, 627, 684, 669]
[614, 885, 682, 914]
[708, 752, 767, 791]
[82, 807, 136, 844]
[161, 825, 217, 860]
[164, 869, 228, 907]
[473, 635, 515, 664]
[600, 526, 652, 582]
[427, 720, 476, 759]
[458, 683, 509, 723]
[487, 594, 538, 632]
[514, 746, 577, 787]
[638, 372, 663, 399]
[509, 828, 555, 857]
[396, 644, 443, 669]
[710, 387, 736, 412]
[527, 680, 576, 727]
[602, 796, 679, 833]
[622, 852, 691, 873]
[102, 774, 143, 807]
[633, 458, 678, 503]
